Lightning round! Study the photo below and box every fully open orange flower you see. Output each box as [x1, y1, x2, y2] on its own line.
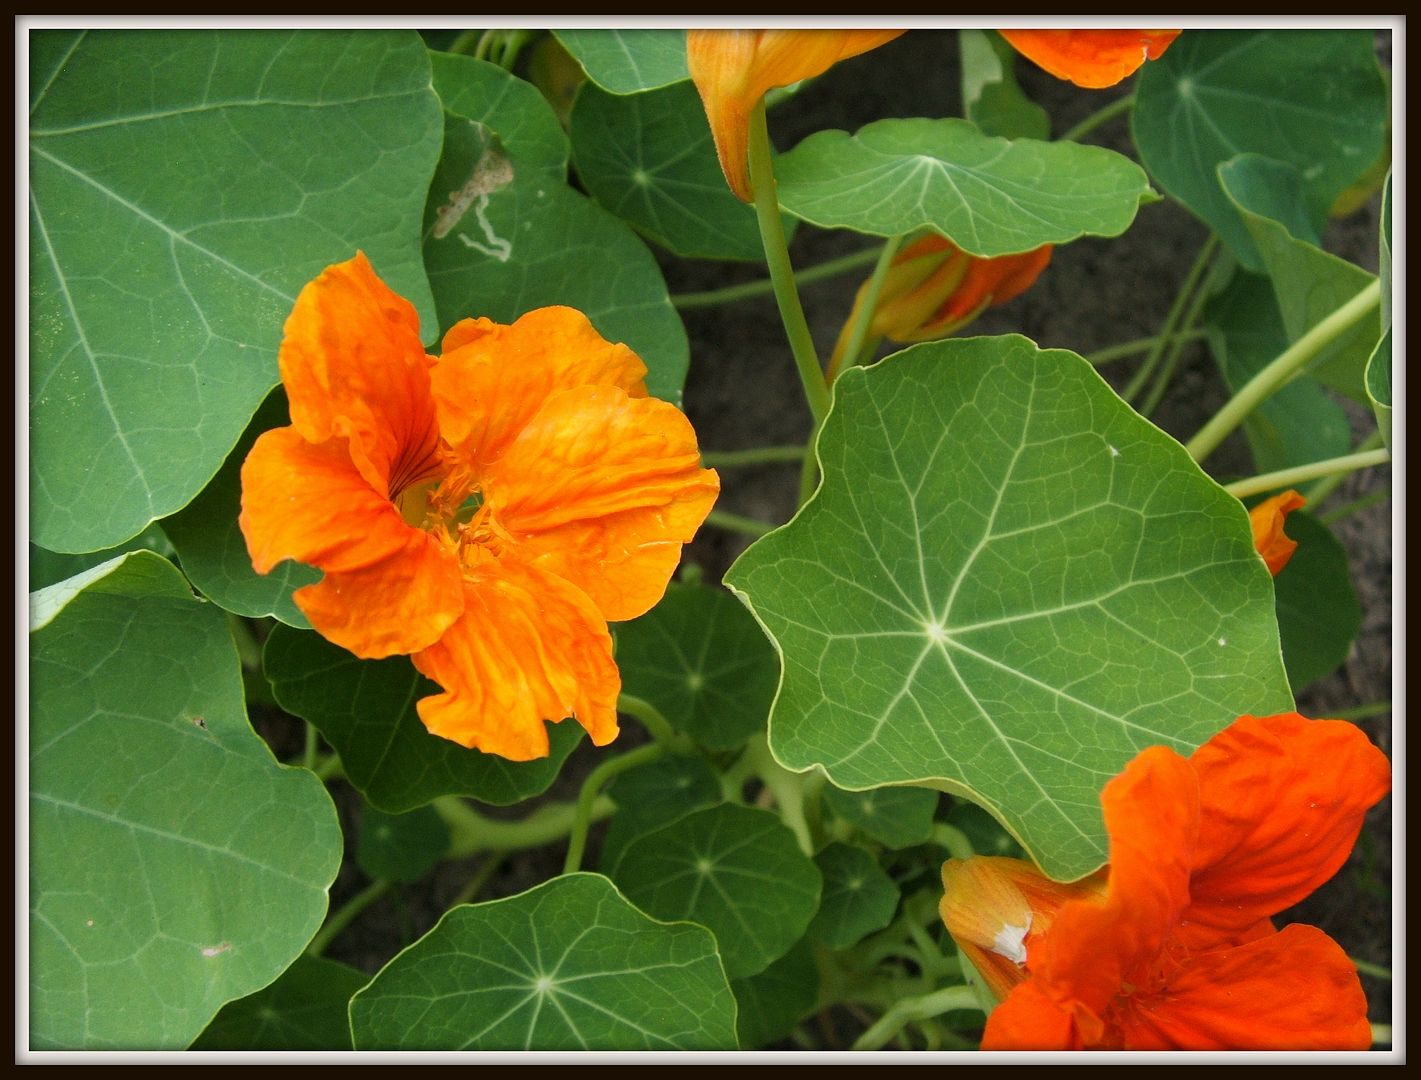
[829, 235, 1052, 374]
[240, 254, 719, 760]
[999, 29, 1181, 89]
[1249, 489, 1306, 576]
[941, 712, 1390, 1050]
[687, 29, 905, 201]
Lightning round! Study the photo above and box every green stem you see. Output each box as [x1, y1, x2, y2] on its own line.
[562, 743, 668, 874]
[1222, 449, 1391, 500]
[1060, 92, 1135, 143]
[850, 985, 982, 1051]
[929, 823, 976, 862]
[1319, 487, 1391, 525]
[447, 29, 483, 57]
[1185, 281, 1381, 463]
[747, 99, 830, 426]
[672, 247, 884, 311]
[303, 723, 319, 773]
[617, 693, 685, 748]
[1372, 1023, 1392, 1047]
[826, 234, 903, 385]
[1306, 430, 1388, 506]
[306, 879, 390, 958]
[226, 614, 263, 672]
[437, 794, 614, 860]
[719, 747, 758, 802]
[1122, 235, 1218, 404]
[1332, 701, 1392, 723]
[450, 853, 506, 908]
[1087, 329, 1207, 366]
[314, 753, 343, 783]
[704, 508, 774, 538]
[1139, 258, 1218, 416]
[701, 445, 806, 468]
[1352, 957, 1392, 980]
[743, 734, 814, 854]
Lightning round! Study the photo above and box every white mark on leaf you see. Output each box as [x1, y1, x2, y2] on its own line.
[432, 140, 516, 262]
[201, 942, 232, 958]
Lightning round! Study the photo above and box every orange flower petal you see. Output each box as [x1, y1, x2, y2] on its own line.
[1000, 29, 1181, 89]
[432, 306, 648, 472]
[1248, 489, 1306, 575]
[920, 245, 1053, 336]
[688, 29, 905, 200]
[411, 559, 620, 760]
[485, 384, 719, 622]
[1182, 712, 1391, 939]
[1116, 924, 1372, 1050]
[982, 980, 1085, 1050]
[1034, 746, 1199, 1021]
[277, 253, 441, 495]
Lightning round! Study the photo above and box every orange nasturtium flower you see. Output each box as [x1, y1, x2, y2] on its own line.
[940, 712, 1390, 1050]
[240, 254, 719, 760]
[998, 29, 1182, 89]
[687, 29, 906, 201]
[1249, 489, 1307, 576]
[829, 235, 1052, 374]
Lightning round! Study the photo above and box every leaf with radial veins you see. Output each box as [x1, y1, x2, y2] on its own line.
[725, 337, 1293, 881]
[774, 118, 1153, 255]
[1131, 29, 1386, 269]
[29, 29, 443, 553]
[553, 29, 690, 94]
[429, 51, 569, 178]
[29, 551, 342, 1049]
[1271, 510, 1361, 693]
[349, 873, 737, 1050]
[190, 956, 368, 1050]
[263, 625, 582, 811]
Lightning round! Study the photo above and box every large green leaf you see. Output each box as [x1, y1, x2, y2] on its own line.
[161, 389, 318, 626]
[774, 118, 1153, 255]
[1203, 270, 1351, 474]
[1272, 510, 1361, 692]
[959, 29, 1049, 142]
[29, 29, 443, 553]
[553, 29, 689, 94]
[725, 337, 1293, 881]
[358, 804, 450, 883]
[571, 80, 769, 261]
[1220, 155, 1378, 402]
[423, 113, 688, 403]
[29, 551, 342, 1049]
[264, 624, 581, 811]
[807, 843, 899, 949]
[28, 523, 172, 593]
[1132, 30, 1386, 268]
[610, 804, 821, 979]
[615, 581, 779, 751]
[729, 937, 818, 1050]
[348, 873, 737, 1050]
[599, 753, 722, 875]
[190, 956, 367, 1051]
[1368, 175, 1393, 444]
[429, 51, 569, 178]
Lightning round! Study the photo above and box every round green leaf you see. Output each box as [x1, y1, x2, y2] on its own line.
[571, 80, 770, 261]
[1132, 29, 1386, 268]
[161, 389, 318, 626]
[423, 113, 688, 403]
[959, 29, 1050, 142]
[357, 804, 450, 883]
[349, 873, 737, 1050]
[615, 581, 779, 751]
[610, 804, 822, 979]
[807, 844, 899, 949]
[946, 799, 1024, 859]
[1272, 510, 1362, 692]
[29, 29, 443, 553]
[553, 29, 689, 94]
[822, 784, 938, 850]
[190, 956, 367, 1051]
[1369, 175, 1393, 444]
[264, 624, 581, 812]
[1220, 155, 1377, 402]
[29, 552, 343, 1049]
[429, 51, 568, 177]
[725, 337, 1294, 881]
[29, 523, 172, 593]
[774, 118, 1153, 255]
[729, 936, 818, 1050]
[600, 753, 722, 875]
[1204, 270, 1351, 475]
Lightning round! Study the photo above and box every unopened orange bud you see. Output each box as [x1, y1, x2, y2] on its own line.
[1248, 489, 1306, 576]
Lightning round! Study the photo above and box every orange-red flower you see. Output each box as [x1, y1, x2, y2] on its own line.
[940, 712, 1390, 1050]
[998, 29, 1181, 89]
[829, 235, 1052, 376]
[240, 253, 719, 760]
[1249, 489, 1306, 576]
[687, 29, 906, 201]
